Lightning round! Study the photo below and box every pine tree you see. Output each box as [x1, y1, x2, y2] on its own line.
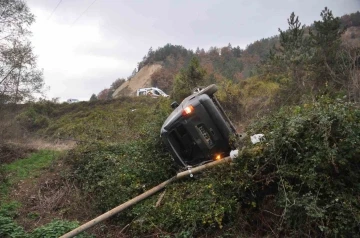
[264, 12, 310, 91]
[90, 94, 97, 101]
[310, 7, 346, 87]
[186, 57, 206, 89]
[196, 47, 200, 54]
[277, 12, 311, 88]
[172, 57, 206, 101]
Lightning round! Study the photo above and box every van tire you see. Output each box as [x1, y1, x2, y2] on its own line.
[197, 84, 218, 96]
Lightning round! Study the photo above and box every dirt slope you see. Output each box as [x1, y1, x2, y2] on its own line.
[113, 64, 162, 98]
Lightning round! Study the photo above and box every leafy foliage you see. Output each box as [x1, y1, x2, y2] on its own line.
[31, 220, 93, 238]
[0, 202, 26, 238]
[261, 8, 360, 106]
[64, 98, 173, 210]
[97, 88, 112, 100]
[71, 140, 173, 214]
[14, 97, 168, 144]
[235, 98, 360, 236]
[96, 78, 126, 100]
[4, 85, 360, 237]
[2, 8, 360, 237]
[172, 57, 206, 102]
[309, 7, 346, 88]
[138, 44, 192, 71]
[89, 94, 97, 101]
[341, 11, 360, 27]
[0, 208, 92, 238]
[16, 106, 50, 131]
[0, 0, 44, 104]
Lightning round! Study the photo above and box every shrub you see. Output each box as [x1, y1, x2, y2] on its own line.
[216, 79, 243, 120]
[0, 216, 26, 238]
[16, 107, 50, 131]
[127, 167, 240, 236]
[124, 97, 360, 237]
[0, 202, 26, 238]
[0, 202, 92, 238]
[31, 220, 93, 238]
[68, 97, 174, 214]
[233, 97, 360, 236]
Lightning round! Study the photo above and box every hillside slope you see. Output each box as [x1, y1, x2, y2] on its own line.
[110, 15, 359, 98]
[2, 94, 360, 237]
[112, 64, 162, 98]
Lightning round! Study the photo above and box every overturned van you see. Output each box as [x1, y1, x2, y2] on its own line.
[136, 87, 169, 98]
[160, 84, 237, 167]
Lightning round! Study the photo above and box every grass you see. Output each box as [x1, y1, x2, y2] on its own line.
[0, 150, 60, 199]
[0, 149, 94, 238]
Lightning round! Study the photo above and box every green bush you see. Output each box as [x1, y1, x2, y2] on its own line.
[31, 220, 92, 238]
[233, 97, 360, 236]
[127, 167, 239, 236]
[71, 140, 173, 212]
[67, 97, 174, 213]
[0, 202, 92, 238]
[14, 92, 358, 237]
[16, 107, 49, 131]
[0, 216, 27, 238]
[121, 97, 360, 237]
[0, 202, 26, 238]
[67, 97, 241, 236]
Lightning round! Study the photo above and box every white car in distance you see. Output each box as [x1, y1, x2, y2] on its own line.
[136, 87, 169, 98]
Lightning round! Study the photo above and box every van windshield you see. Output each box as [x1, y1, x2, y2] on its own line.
[156, 89, 166, 95]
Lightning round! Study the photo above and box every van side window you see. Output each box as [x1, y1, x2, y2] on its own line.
[154, 90, 160, 95]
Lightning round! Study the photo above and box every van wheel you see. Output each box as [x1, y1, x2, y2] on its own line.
[196, 84, 218, 96]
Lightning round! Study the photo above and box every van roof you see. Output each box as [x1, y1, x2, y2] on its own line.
[137, 87, 158, 90]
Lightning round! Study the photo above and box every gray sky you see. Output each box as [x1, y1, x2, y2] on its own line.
[27, 0, 360, 101]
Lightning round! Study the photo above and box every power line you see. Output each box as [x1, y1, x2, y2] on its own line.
[71, 0, 98, 27]
[47, 0, 63, 20]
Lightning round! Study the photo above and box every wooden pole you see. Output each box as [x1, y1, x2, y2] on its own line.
[60, 156, 234, 238]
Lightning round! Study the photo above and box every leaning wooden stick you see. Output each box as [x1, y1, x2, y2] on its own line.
[60, 154, 237, 238]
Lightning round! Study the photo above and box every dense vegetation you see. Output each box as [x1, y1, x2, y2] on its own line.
[4, 90, 359, 237]
[0, 5, 359, 238]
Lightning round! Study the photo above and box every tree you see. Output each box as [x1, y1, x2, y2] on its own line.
[110, 78, 125, 91]
[195, 47, 200, 55]
[0, 0, 44, 104]
[309, 7, 345, 88]
[186, 57, 206, 88]
[340, 44, 360, 102]
[97, 89, 110, 100]
[90, 94, 97, 101]
[172, 57, 206, 101]
[278, 12, 311, 88]
[232, 46, 242, 58]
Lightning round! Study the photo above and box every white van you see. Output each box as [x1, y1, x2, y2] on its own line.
[136, 87, 169, 98]
[67, 99, 79, 103]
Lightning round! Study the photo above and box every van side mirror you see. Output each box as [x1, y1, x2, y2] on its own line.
[171, 101, 179, 109]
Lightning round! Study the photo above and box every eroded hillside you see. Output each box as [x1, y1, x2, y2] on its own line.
[112, 64, 162, 97]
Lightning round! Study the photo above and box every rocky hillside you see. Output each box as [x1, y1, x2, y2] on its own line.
[112, 64, 162, 97]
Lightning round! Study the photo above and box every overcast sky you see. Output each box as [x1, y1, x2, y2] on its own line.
[26, 0, 360, 101]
